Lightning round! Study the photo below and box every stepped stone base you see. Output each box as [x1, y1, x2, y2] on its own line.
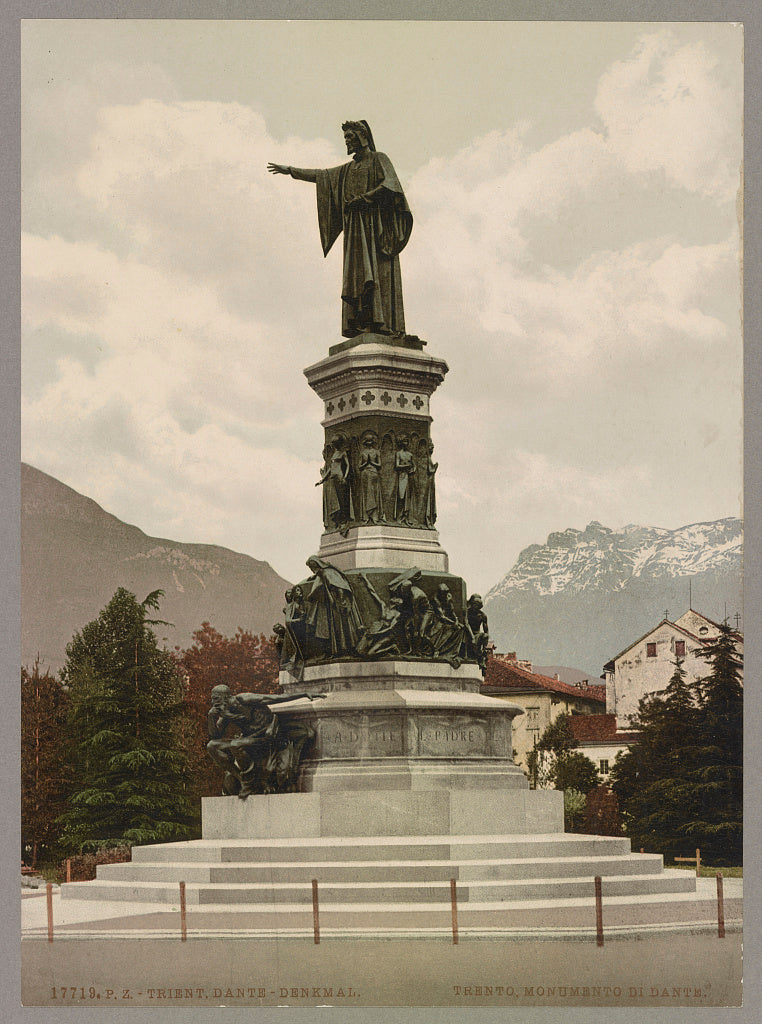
[60, 827, 700, 920]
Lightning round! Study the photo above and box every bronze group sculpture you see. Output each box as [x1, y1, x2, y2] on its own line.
[207, 685, 326, 798]
[268, 120, 413, 338]
[271, 559, 488, 675]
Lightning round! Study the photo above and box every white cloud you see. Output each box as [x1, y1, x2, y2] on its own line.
[595, 32, 742, 201]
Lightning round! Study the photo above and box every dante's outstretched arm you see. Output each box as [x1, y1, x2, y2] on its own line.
[267, 163, 318, 183]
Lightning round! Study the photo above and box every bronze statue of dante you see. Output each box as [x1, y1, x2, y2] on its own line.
[268, 120, 413, 338]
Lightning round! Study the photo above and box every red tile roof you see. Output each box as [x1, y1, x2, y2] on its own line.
[568, 714, 637, 743]
[482, 658, 606, 704]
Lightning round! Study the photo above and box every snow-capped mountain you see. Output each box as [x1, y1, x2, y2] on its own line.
[485, 519, 742, 675]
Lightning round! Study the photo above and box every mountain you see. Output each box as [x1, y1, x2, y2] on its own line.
[485, 519, 743, 675]
[21, 463, 291, 674]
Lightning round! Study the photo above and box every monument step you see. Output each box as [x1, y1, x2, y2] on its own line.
[131, 833, 633, 864]
[97, 853, 666, 884]
[62, 871, 694, 905]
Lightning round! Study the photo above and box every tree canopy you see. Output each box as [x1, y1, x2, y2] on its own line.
[526, 712, 601, 795]
[174, 623, 280, 800]
[57, 588, 197, 854]
[21, 662, 72, 861]
[611, 627, 743, 865]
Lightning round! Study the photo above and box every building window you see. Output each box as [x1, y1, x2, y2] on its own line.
[599, 759, 610, 775]
[675, 640, 686, 657]
[646, 643, 657, 658]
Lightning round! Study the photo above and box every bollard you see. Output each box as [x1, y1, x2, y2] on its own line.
[696, 848, 701, 877]
[450, 879, 459, 945]
[594, 876, 604, 947]
[312, 879, 320, 944]
[179, 881, 187, 942]
[46, 882, 54, 943]
[716, 873, 725, 939]
[66, 859, 71, 884]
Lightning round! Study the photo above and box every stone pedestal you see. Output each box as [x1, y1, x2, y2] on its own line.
[304, 336, 449, 543]
[274, 667, 527, 792]
[318, 524, 449, 571]
[279, 334, 526, 807]
[201, 787, 563, 839]
[304, 337, 449, 434]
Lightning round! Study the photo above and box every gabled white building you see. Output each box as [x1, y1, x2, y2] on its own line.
[603, 609, 742, 726]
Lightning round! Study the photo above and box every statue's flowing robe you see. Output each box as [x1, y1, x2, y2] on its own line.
[303, 561, 365, 657]
[323, 449, 353, 528]
[359, 447, 383, 522]
[394, 449, 416, 521]
[294, 153, 413, 337]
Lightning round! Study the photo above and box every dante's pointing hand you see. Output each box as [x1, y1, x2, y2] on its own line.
[267, 163, 289, 175]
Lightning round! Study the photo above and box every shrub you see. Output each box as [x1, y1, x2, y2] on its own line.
[58, 844, 132, 882]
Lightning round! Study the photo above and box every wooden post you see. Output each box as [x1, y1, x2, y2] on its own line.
[179, 881, 187, 942]
[716, 873, 725, 939]
[595, 876, 604, 947]
[312, 879, 320, 944]
[66, 859, 71, 884]
[696, 848, 701, 877]
[450, 879, 459, 945]
[46, 883, 53, 943]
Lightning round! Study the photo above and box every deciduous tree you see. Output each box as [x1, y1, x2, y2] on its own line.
[175, 623, 280, 800]
[526, 712, 601, 799]
[21, 662, 71, 863]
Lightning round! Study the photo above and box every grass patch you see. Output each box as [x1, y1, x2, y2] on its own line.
[667, 863, 743, 878]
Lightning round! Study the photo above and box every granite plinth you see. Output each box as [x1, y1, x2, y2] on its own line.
[280, 658, 484, 695]
[201, 788, 563, 839]
[318, 524, 449, 571]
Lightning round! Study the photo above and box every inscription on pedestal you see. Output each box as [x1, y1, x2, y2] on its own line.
[318, 714, 405, 757]
[419, 716, 488, 757]
[367, 718, 405, 755]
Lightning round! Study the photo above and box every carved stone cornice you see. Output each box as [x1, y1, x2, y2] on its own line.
[305, 343, 448, 426]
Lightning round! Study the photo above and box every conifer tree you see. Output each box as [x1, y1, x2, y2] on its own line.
[58, 588, 197, 854]
[683, 623, 743, 864]
[611, 657, 698, 857]
[611, 638, 743, 865]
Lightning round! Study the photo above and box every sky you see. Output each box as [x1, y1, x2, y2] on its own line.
[20, 19, 744, 593]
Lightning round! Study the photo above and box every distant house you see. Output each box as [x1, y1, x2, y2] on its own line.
[603, 609, 743, 726]
[481, 654, 607, 773]
[567, 714, 639, 782]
